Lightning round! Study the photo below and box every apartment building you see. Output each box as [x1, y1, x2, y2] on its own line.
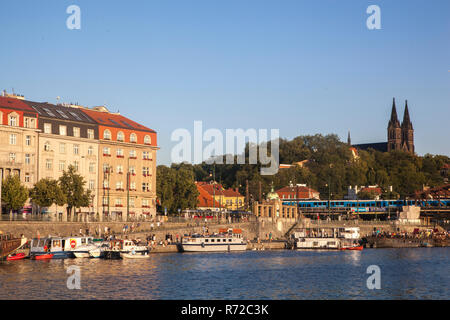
[81, 106, 158, 221]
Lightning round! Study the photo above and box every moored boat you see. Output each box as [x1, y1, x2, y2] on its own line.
[121, 251, 150, 259]
[340, 245, 363, 251]
[181, 228, 247, 252]
[6, 252, 27, 261]
[292, 227, 362, 250]
[32, 253, 54, 260]
[102, 239, 149, 259]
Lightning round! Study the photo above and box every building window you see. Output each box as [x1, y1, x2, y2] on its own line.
[144, 135, 151, 145]
[129, 197, 135, 207]
[88, 146, 94, 156]
[25, 173, 31, 183]
[9, 153, 16, 162]
[46, 159, 52, 170]
[89, 162, 95, 173]
[102, 197, 108, 205]
[130, 133, 137, 143]
[143, 151, 151, 160]
[143, 167, 150, 175]
[9, 134, 17, 145]
[103, 163, 110, 173]
[117, 165, 123, 174]
[73, 161, 79, 172]
[129, 166, 136, 175]
[44, 123, 52, 134]
[117, 131, 124, 142]
[73, 127, 80, 138]
[130, 182, 136, 191]
[103, 130, 111, 140]
[116, 181, 123, 190]
[59, 161, 66, 172]
[87, 129, 94, 139]
[44, 141, 51, 151]
[8, 114, 18, 126]
[142, 199, 149, 207]
[24, 118, 36, 129]
[103, 180, 109, 189]
[59, 143, 66, 154]
[89, 180, 95, 190]
[103, 147, 110, 156]
[142, 183, 149, 192]
[59, 125, 67, 136]
[25, 154, 31, 165]
[115, 198, 122, 206]
[73, 144, 79, 155]
[25, 135, 31, 146]
[129, 150, 136, 158]
[117, 148, 124, 157]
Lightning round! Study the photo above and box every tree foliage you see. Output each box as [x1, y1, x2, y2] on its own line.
[30, 178, 66, 213]
[58, 165, 91, 214]
[2, 175, 28, 214]
[156, 164, 199, 214]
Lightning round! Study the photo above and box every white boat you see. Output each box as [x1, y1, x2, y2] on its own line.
[69, 237, 98, 258]
[103, 239, 149, 259]
[181, 228, 247, 252]
[89, 242, 110, 258]
[292, 227, 361, 250]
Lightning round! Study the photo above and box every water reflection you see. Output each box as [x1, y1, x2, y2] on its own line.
[0, 248, 448, 299]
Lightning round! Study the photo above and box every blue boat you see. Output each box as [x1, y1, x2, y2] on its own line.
[30, 237, 74, 259]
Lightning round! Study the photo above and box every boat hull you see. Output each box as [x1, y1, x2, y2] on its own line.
[7, 253, 27, 261]
[181, 243, 248, 252]
[32, 254, 54, 260]
[121, 252, 150, 259]
[73, 251, 91, 258]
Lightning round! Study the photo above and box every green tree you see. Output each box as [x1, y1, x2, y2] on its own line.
[58, 165, 91, 217]
[30, 178, 67, 214]
[2, 175, 28, 215]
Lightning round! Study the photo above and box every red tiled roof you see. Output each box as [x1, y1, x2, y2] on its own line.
[199, 183, 225, 196]
[0, 96, 38, 113]
[196, 183, 221, 208]
[276, 186, 320, 199]
[223, 188, 243, 197]
[360, 187, 382, 195]
[81, 108, 156, 133]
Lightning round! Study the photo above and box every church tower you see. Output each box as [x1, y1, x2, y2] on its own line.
[401, 100, 414, 154]
[387, 98, 401, 152]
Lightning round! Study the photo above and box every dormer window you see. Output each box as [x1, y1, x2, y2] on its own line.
[130, 133, 137, 143]
[144, 135, 151, 145]
[117, 131, 124, 142]
[8, 113, 18, 126]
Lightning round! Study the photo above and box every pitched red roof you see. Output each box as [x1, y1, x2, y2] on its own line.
[0, 96, 38, 113]
[276, 186, 319, 199]
[360, 187, 382, 195]
[196, 183, 221, 208]
[199, 183, 225, 197]
[81, 108, 156, 133]
[223, 188, 243, 197]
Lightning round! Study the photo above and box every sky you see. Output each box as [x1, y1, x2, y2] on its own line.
[0, 0, 449, 165]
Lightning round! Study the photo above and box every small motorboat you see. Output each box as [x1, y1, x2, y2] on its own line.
[7, 253, 27, 261]
[32, 253, 54, 260]
[340, 245, 363, 251]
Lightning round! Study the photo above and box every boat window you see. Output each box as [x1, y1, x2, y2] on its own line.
[229, 239, 232, 242]
[205, 239, 208, 242]
[211, 239, 215, 242]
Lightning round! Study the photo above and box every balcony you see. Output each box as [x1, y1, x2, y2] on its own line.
[116, 155, 124, 158]
[103, 153, 111, 157]
[115, 188, 125, 192]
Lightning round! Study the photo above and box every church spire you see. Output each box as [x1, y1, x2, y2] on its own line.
[389, 97, 400, 126]
[402, 100, 413, 129]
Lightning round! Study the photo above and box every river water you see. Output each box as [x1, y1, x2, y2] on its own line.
[0, 248, 448, 300]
